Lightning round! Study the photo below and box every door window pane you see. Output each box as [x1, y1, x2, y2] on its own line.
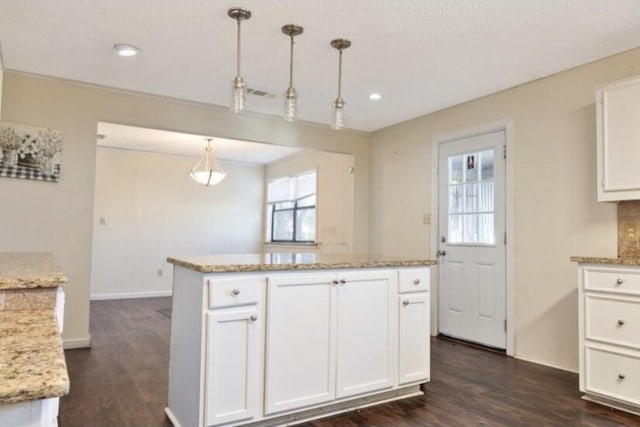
[447, 149, 495, 245]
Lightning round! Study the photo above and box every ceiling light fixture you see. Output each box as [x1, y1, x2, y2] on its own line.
[190, 138, 226, 186]
[228, 7, 252, 113]
[282, 24, 304, 122]
[330, 38, 351, 130]
[113, 44, 141, 57]
[369, 93, 382, 101]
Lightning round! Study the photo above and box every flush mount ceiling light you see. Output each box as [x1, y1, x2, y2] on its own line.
[330, 38, 351, 130]
[282, 24, 304, 122]
[113, 43, 141, 57]
[228, 7, 252, 113]
[190, 138, 226, 186]
[369, 93, 382, 101]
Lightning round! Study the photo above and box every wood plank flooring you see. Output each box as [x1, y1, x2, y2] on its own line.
[59, 297, 640, 426]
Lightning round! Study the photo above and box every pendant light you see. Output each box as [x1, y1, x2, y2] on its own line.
[330, 38, 351, 130]
[282, 24, 304, 122]
[228, 7, 251, 113]
[190, 138, 226, 186]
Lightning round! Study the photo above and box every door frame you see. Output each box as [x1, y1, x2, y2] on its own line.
[430, 119, 515, 356]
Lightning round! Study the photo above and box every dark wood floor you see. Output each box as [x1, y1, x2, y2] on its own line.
[60, 297, 640, 426]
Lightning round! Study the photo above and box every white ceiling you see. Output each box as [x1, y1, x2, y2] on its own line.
[97, 122, 304, 164]
[2, 1, 640, 132]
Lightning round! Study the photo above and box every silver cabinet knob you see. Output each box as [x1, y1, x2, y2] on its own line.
[618, 373, 626, 380]
[618, 319, 625, 326]
[332, 279, 339, 285]
[413, 279, 421, 285]
[402, 300, 410, 307]
[250, 314, 258, 322]
[616, 278, 624, 286]
[339, 279, 346, 284]
[231, 288, 241, 296]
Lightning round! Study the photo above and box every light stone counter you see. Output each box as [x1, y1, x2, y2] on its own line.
[0, 309, 69, 404]
[0, 252, 68, 290]
[167, 253, 437, 273]
[570, 256, 640, 265]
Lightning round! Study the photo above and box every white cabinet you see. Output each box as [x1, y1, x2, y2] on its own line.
[265, 270, 396, 414]
[204, 307, 260, 426]
[596, 76, 640, 201]
[578, 264, 640, 414]
[398, 268, 430, 386]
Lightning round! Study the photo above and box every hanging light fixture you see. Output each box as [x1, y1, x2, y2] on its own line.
[190, 138, 226, 186]
[330, 38, 351, 130]
[282, 24, 304, 122]
[228, 7, 252, 113]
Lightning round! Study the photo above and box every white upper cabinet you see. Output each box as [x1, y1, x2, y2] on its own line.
[597, 76, 640, 201]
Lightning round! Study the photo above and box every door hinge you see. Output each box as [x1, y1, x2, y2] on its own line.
[503, 232, 507, 245]
[504, 319, 507, 332]
[503, 145, 507, 159]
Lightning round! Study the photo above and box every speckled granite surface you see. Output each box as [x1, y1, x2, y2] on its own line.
[0, 252, 67, 290]
[167, 253, 437, 273]
[570, 256, 640, 265]
[0, 309, 69, 404]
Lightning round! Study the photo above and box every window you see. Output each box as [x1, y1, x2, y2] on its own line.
[267, 171, 317, 243]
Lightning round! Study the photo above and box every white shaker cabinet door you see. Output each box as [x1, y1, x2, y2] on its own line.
[335, 270, 396, 398]
[264, 274, 337, 415]
[398, 293, 431, 385]
[204, 308, 259, 426]
[597, 76, 640, 201]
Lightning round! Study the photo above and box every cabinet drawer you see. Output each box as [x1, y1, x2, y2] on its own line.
[584, 268, 640, 295]
[398, 268, 429, 294]
[208, 276, 262, 309]
[586, 295, 640, 349]
[585, 346, 640, 406]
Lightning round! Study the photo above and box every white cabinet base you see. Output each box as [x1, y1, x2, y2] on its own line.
[582, 395, 640, 418]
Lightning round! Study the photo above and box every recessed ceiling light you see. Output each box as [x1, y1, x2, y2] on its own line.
[369, 93, 382, 101]
[114, 44, 141, 57]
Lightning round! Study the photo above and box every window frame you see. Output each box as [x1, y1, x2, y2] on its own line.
[266, 171, 317, 244]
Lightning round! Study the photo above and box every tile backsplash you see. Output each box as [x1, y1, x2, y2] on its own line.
[618, 200, 640, 257]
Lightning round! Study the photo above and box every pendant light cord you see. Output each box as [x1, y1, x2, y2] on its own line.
[288, 35, 295, 88]
[337, 48, 343, 99]
[236, 18, 242, 77]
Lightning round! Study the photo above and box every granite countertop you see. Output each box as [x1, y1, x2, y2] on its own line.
[167, 253, 437, 273]
[0, 252, 68, 290]
[0, 309, 69, 404]
[570, 256, 640, 265]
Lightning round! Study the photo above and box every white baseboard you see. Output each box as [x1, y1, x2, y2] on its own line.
[90, 290, 172, 301]
[63, 336, 91, 349]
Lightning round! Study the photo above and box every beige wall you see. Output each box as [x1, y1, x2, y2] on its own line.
[0, 71, 370, 347]
[265, 151, 355, 254]
[369, 48, 640, 371]
[91, 147, 264, 299]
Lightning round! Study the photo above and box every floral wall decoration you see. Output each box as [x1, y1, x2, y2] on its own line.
[0, 122, 62, 183]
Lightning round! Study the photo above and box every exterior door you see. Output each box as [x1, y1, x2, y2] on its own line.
[438, 130, 506, 349]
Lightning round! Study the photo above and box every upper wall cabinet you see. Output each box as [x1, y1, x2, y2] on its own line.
[597, 76, 640, 201]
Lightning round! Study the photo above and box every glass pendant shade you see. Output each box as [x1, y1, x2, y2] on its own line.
[332, 98, 345, 130]
[228, 8, 251, 113]
[190, 140, 226, 187]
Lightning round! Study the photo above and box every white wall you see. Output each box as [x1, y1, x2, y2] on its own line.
[91, 147, 264, 299]
[0, 71, 370, 347]
[368, 48, 640, 371]
[265, 151, 355, 254]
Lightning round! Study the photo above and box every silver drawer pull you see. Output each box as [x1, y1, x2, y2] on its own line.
[250, 315, 258, 322]
[231, 288, 241, 296]
[616, 278, 624, 286]
[617, 319, 625, 327]
[618, 373, 626, 380]
[413, 279, 421, 285]
[402, 300, 410, 307]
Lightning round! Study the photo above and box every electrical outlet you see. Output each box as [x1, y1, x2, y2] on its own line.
[423, 213, 431, 225]
[99, 217, 106, 225]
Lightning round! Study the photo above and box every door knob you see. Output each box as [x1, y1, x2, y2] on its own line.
[437, 250, 446, 257]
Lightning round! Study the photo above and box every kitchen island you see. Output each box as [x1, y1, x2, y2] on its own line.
[0, 252, 69, 427]
[165, 253, 436, 427]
